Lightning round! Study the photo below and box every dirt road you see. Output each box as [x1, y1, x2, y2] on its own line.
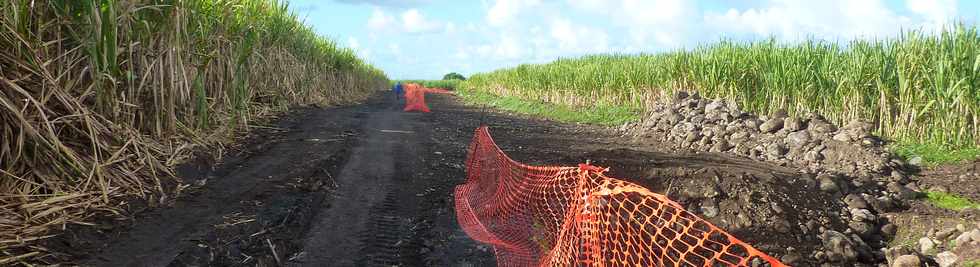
[54, 92, 976, 266]
[63, 93, 808, 266]
[63, 95, 493, 266]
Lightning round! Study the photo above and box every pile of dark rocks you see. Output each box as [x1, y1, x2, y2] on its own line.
[621, 91, 937, 266]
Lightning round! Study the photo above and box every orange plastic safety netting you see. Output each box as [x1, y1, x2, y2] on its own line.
[403, 83, 430, 112]
[403, 84, 454, 113]
[454, 126, 786, 267]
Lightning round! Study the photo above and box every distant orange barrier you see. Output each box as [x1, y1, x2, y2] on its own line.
[403, 83, 430, 112]
[403, 84, 454, 113]
[454, 126, 785, 267]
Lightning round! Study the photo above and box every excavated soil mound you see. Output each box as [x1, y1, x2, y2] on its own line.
[574, 149, 872, 266]
[612, 91, 937, 266]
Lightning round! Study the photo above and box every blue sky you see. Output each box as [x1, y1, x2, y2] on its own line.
[287, 0, 980, 79]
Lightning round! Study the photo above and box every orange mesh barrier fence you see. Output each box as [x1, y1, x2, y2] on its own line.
[454, 126, 786, 267]
[403, 83, 430, 112]
[403, 84, 454, 112]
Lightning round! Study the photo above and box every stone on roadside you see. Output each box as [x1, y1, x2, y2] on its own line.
[821, 230, 859, 262]
[705, 100, 725, 114]
[760, 117, 784, 133]
[935, 228, 958, 241]
[844, 194, 869, 209]
[884, 246, 910, 264]
[887, 182, 918, 200]
[892, 254, 920, 267]
[908, 156, 923, 166]
[850, 208, 876, 222]
[957, 229, 980, 247]
[818, 174, 840, 193]
[783, 117, 805, 132]
[710, 139, 731, 152]
[918, 237, 936, 254]
[935, 251, 958, 267]
[786, 130, 812, 148]
[881, 223, 898, 238]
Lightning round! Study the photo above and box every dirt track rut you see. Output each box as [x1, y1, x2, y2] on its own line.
[73, 95, 495, 266]
[293, 104, 424, 265]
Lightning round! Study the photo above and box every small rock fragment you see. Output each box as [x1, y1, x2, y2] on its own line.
[935, 228, 958, 241]
[760, 117, 785, 133]
[892, 254, 920, 267]
[881, 224, 898, 238]
[908, 156, 923, 166]
[821, 230, 858, 262]
[957, 229, 980, 247]
[844, 194, 869, 209]
[818, 174, 840, 193]
[700, 199, 719, 218]
[765, 143, 787, 158]
[884, 246, 911, 264]
[935, 251, 958, 267]
[850, 208, 876, 222]
[783, 117, 805, 132]
[786, 130, 812, 148]
[918, 237, 936, 254]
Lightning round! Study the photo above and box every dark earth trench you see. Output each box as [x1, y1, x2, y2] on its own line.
[41, 92, 980, 266]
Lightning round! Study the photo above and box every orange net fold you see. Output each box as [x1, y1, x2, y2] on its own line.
[403, 83, 430, 113]
[454, 126, 785, 267]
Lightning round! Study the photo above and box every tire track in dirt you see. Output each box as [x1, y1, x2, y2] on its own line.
[355, 190, 409, 265]
[290, 102, 427, 266]
[64, 95, 492, 266]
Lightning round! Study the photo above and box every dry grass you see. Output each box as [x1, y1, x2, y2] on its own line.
[0, 0, 387, 264]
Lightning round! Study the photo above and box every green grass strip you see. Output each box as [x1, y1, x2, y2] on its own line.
[924, 191, 980, 210]
[892, 143, 980, 166]
[458, 90, 640, 126]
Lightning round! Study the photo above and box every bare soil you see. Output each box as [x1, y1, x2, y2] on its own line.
[37, 93, 980, 266]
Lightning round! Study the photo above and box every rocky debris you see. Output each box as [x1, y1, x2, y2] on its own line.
[821, 230, 859, 263]
[620, 91, 939, 266]
[908, 156, 923, 166]
[627, 91, 908, 179]
[850, 209, 875, 222]
[884, 225, 980, 267]
[760, 117, 784, 133]
[881, 224, 898, 239]
[918, 237, 937, 254]
[935, 228, 957, 241]
[955, 228, 980, 247]
[818, 174, 839, 193]
[935, 251, 958, 267]
[884, 246, 911, 265]
[844, 194, 869, 209]
[891, 254, 921, 267]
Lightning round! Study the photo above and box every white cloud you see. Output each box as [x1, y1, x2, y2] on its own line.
[401, 9, 442, 33]
[702, 0, 919, 40]
[388, 43, 402, 57]
[453, 48, 470, 60]
[549, 18, 609, 53]
[335, 0, 432, 7]
[567, 0, 699, 48]
[367, 8, 396, 31]
[347, 36, 361, 49]
[366, 8, 444, 34]
[494, 33, 522, 58]
[445, 22, 457, 34]
[486, 0, 541, 27]
[906, 0, 958, 31]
